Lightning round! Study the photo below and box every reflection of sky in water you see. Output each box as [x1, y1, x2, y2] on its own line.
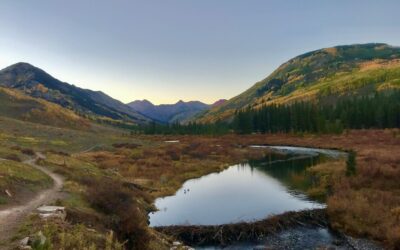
[150, 159, 325, 226]
[258, 145, 347, 159]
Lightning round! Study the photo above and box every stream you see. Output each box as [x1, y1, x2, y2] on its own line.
[150, 146, 381, 249]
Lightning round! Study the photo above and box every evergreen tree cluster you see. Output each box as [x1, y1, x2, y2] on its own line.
[233, 91, 400, 134]
[133, 91, 400, 135]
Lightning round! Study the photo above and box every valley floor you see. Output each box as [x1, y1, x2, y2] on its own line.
[0, 118, 398, 249]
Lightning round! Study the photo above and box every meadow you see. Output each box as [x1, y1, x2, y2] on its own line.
[1, 116, 399, 249]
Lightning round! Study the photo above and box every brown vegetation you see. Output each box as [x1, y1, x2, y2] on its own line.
[17, 215, 124, 250]
[21, 148, 35, 156]
[80, 137, 270, 199]
[4, 153, 21, 162]
[112, 143, 141, 149]
[87, 178, 151, 250]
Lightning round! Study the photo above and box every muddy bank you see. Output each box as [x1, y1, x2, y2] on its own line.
[154, 209, 327, 246]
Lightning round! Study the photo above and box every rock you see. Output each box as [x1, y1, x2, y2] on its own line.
[172, 241, 181, 246]
[5, 189, 12, 197]
[37, 205, 66, 220]
[18, 237, 31, 249]
[37, 205, 65, 213]
[18, 246, 32, 250]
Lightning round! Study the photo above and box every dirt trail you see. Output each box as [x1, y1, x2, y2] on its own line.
[0, 153, 64, 247]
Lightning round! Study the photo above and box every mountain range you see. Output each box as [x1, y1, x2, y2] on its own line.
[197, 43, 400, 122]
[0, 63, 150, 124]
[128, 99, 226, 123]
[0, 62, 226, 127]
[0, 43, 399, 129]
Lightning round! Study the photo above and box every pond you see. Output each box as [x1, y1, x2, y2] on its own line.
[149, 146, 346, 227]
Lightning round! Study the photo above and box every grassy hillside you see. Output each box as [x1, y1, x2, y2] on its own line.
[0, 87, 91, 130]
[0, 63, 151, 124]
[198, 43, 400, 122]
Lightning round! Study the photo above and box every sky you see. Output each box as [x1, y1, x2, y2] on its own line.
[0, 1, 400, 104]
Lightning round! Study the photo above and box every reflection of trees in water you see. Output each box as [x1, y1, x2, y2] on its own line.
[248, 153, 328, 201]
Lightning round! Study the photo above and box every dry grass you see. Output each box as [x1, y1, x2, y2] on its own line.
[79, 136, 270, 199]
[0, 87, 91, 130]
[359, 59, 400, 71]
[15, 215, 124, 250]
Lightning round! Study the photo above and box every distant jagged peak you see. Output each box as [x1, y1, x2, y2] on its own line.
[129, 99, 154, 106]
[127, 98, 214, 123]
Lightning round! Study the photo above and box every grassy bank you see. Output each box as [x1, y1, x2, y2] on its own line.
[0, 159, 52, 206]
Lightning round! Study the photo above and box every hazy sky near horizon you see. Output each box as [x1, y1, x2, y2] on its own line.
[0, 1, 399, 104]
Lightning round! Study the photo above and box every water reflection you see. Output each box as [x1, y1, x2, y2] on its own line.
[248, 153, 326, 200]
[149, 149, 331, 226]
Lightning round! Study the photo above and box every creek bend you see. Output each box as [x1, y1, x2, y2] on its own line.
[149, 146, 346, 227]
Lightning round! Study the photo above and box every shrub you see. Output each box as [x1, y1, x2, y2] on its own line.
[112, 143, 140, 149]
[5, 153, 21, 162]
[87, 178, 151, 250]
[166, 147, 181, 161]
[21, 148, 35, 156]
[346, 150, 357, 176]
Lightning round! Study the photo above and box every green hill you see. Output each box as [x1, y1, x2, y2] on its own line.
[198, 43, 400, 122]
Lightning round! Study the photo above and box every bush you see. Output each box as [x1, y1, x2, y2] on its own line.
[346, 150, 357, 176]
[5, 154, 21, 162]
[21, 148, 35, 156]
[87, 178, 151, 250]
[112, 143, 140, 149]
[182, 142, 211, 159]
[166, 147, 181, 161]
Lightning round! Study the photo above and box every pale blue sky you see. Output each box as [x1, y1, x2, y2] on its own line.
[0, 1, 399, 104]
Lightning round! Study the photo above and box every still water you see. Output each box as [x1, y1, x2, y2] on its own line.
[149, 146, 344, 227]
